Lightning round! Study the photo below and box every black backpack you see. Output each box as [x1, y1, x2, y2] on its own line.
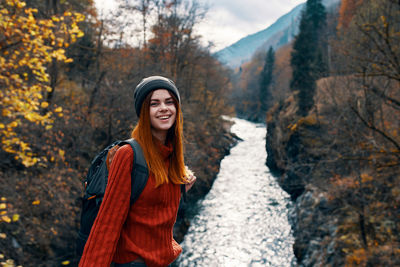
[76, 138, 149, 256]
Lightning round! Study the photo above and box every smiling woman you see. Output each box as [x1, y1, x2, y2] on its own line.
[79, 76, 196, 267]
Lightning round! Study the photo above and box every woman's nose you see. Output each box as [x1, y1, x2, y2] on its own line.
[159, 102, 168, 110]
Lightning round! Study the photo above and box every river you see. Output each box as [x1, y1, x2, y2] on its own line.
[175, 117, 295, 267]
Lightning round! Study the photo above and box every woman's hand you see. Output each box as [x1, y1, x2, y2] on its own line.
[184, 166, 196, 192]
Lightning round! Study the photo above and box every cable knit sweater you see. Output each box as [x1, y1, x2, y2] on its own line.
[79, 143, 182, 267]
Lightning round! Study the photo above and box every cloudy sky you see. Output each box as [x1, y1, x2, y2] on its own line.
[195, 0, 305, 51]
[95, 0, 305, 52]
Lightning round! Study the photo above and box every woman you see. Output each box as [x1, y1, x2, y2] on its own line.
[79, 76, 196, 267]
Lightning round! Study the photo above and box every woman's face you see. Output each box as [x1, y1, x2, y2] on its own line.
[149, 89, 177, 141]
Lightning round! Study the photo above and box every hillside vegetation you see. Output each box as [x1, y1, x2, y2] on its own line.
[231, 0, 399, 265]
[0, 0, 235, 266]
[263, 0, 399, 265]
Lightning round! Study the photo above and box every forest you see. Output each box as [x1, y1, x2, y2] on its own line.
[1, 0, 399, 266]
[232, 0, 399, 265]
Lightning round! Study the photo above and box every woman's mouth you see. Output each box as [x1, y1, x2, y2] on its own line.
[158, 115, 170, 121]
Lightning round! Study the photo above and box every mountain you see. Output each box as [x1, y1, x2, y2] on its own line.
[214, 0, 341, 69]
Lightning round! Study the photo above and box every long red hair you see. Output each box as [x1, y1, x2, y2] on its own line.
[131, 92, 187, 187]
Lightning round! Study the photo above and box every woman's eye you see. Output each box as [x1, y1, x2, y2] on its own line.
[150, 102, 158, 106]
[166, 100, 174, 105]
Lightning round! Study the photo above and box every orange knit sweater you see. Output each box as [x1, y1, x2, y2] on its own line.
[79, 143, 182, 267]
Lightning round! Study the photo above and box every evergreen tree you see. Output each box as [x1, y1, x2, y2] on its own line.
[290, 0, 327, 116]
[259, 47, 275, 117]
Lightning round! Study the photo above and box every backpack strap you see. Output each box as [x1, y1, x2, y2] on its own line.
[121, 138, 187, 204]
[121, 138, 149, 205]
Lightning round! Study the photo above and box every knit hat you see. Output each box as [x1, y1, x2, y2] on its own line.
[134, 76, 181, 117]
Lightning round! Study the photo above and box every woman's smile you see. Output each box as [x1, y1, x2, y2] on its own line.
[157, 114, 171, 121]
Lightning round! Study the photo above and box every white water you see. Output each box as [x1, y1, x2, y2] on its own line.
[176, 118, 295, 267]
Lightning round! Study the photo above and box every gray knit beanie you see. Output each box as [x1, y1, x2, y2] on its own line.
[134, 76, 180, 117]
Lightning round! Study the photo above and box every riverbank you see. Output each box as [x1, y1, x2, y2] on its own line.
[265, 92, 400, 266]
[265, 95, 347, 266]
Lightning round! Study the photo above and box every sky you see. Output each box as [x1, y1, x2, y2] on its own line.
[95, 0, 305, 52]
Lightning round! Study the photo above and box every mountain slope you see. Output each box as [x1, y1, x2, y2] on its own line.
[214, 0, 340, 68]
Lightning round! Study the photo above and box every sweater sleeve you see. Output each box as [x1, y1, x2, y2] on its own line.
[79, 145, 133, 267]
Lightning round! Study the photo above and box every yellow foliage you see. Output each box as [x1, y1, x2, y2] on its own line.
[288, 114, 318, 132]
[12, 214, 19, 222]
[40, 102, 49, 108]
[1, 216, 11, 223]
[31, 200, 40, 205]
[289, 123, 298, 132]
[0, 258, 18, 267]
[0, 0, 84, 167]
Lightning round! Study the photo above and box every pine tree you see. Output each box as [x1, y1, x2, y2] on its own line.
[290, 0, 327, 116]
[259, 47, 275, 117]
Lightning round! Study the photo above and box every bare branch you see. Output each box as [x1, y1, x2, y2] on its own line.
[350, 105, 400, 155]
[370, 85, 400, 110]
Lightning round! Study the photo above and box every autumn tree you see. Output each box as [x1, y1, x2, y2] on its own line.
[231, 43, 293, 122]
[147, 0, 205, 78]
[338, 0, 364, 29]
[230, 54, 264, 121]
[64, 1, 99, 84]
[0, 0, 84, 167]
[271, 44, 293, 103]
[316, 0, 400, 264]
[22, 0, 96, 107]
[339, 0, 400, 156]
